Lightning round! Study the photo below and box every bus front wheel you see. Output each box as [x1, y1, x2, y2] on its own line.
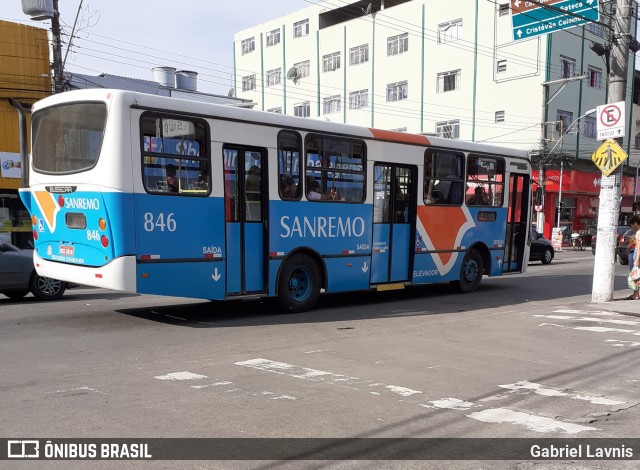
[277, 254, 321, 313]
[451, 249, 483, 293]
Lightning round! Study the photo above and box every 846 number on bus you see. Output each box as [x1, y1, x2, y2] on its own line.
[143, 212, 177, 232]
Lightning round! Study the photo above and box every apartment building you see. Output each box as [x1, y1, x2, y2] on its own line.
[234, 0, 636, 239]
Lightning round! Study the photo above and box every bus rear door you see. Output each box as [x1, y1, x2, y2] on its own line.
[223, 145, 267, 295]
[371, 164, 416, 284]
[503, 173, 530, 272]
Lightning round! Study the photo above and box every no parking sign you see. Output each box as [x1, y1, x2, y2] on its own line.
[596, 101, 626, 140]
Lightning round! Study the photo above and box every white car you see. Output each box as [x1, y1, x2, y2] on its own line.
[0, 241, 66, 300]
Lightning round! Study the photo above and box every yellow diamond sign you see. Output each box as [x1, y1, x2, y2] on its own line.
[591, 139, 628, 176]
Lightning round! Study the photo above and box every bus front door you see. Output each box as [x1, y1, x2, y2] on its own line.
[371, 164, 416, 284]
[224, 145, 266, 295]
[503, 173, 529, 273]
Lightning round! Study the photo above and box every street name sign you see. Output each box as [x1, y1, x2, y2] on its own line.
[596, 101, 626, 140]
[511, 0, 600, 41]
[591, 138, 628, 176]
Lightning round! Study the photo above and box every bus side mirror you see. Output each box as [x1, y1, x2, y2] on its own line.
[535, 187, 543, 206]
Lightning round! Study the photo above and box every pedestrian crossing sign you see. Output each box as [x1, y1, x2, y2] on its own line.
[591, 139, 628, 176]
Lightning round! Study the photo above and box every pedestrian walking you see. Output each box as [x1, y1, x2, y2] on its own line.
[626, 215, 640, 300]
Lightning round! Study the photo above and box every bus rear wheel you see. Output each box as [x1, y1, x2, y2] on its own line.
[277, 254, 321, 313]
[451, 249, 483, 293]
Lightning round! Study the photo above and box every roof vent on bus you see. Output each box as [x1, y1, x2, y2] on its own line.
[152, 66, 177, 88]
[176, 70, 198, 92]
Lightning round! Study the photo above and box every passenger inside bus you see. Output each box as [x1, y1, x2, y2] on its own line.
[306, 177, 342, 201]
[165, 164, 178, 192]
[281, 176, 299, 199]
[467, 186, 489, 205]
[306, 178, 324, 200]
[246, 166, 261, 201]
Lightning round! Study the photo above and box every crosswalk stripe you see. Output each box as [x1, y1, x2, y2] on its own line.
[498, 380, 625, 406]
[467, 408, 597, 434]
[535, 314, 640, 326]
[235, 358, 606, 434]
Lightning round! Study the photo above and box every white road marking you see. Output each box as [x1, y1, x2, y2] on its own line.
[236, 359, 609, 434]
[574, 326, 640, 335]
[235, 358, 421, 397]
[385, 385, 422, 397]
[553, 309, 624, 316]
[421, 398, 477, 410]
[467, 408, 598, 434]
[154, 371, 208, 381]
[190, 381, 232, 389]
[303, 349, 335, 354]
[164, 315, 186, 321]
[539, 323, 640, 336]
[498, 380, 625, 406]
[604, 339, 640, 347]
[534, 314, 640, 326]
[45, 386, 105, 395]
[269, 395, 297, 400]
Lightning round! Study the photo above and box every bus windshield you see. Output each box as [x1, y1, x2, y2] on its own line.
[32, 102, 107, 173]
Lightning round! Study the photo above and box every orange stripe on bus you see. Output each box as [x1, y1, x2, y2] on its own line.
[417, 206, 468, 266]
[369, 128, 430, 146]
[34, 191, 57, 229]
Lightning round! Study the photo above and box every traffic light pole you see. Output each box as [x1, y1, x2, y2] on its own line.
[592, 0, 633, 302]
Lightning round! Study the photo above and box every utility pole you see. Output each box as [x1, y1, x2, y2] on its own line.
[537, 86, 547, 235]
[592, 0, 633, 302]
[537, 75, 587, 237]
[51, 0, 65, 93]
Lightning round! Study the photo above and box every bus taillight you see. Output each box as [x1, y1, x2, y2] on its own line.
[101, 235, 109, 248]
[33, 230, 38, 240]
[98, 218, 107, 231]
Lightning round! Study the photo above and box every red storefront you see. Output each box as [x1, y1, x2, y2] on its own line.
[532, 169, 636, 242]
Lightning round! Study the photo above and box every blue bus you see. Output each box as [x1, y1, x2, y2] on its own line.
[20, 89, 532, 312]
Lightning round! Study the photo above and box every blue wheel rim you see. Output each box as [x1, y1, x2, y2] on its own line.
[463, 259, 479, 282]
[288, 266, 312, 302]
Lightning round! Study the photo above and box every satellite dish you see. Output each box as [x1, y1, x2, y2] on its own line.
[227, 88, 235, 97]
[286, 67, 299, 84]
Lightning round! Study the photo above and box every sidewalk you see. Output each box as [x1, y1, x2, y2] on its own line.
[565, 295, 640, 319]
[548, 248, 640, 319]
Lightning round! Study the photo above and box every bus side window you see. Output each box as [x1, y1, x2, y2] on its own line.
[466, 155, 505, 207]
[424, 149, 464, 205]
[140, 114, 210, 196]
[304, 134, 366, 203]
[278, 131, 302, 201]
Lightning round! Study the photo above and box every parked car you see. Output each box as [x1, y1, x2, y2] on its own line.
[618, 228, 635, 265]
[529, 229, 554, 264]
[592, 225, 629, 260]
[0, 241, 66, 300]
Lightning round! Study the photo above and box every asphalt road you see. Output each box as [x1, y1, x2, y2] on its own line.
[1, 250, 639, 469]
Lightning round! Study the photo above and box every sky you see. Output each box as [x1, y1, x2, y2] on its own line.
[1, 0, 314, 95]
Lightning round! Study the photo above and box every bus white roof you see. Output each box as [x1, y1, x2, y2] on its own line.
[33, 88, 530, 161]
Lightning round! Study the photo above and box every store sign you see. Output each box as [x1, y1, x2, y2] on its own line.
[532, 170, 635, 195]
[0, 152, 22, 179]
